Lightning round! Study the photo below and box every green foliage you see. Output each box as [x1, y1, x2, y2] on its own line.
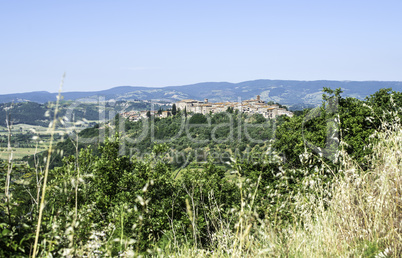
[0, 161, 38, 255]
[2, 87, 402, 256]
[0, 102, 49, 126]
[172, 104, 177, 116]
[188, 113, 207, 124]
[226, 106, 234, 113]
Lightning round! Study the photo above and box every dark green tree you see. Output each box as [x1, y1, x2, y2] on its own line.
[172, 104, 177, 116]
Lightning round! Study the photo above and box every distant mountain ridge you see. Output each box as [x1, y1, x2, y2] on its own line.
[1, 79, 402, 107]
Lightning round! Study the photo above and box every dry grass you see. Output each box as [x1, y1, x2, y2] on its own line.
[162, 121, 401, 257]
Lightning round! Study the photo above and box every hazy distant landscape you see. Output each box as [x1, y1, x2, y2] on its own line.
[1, 0, 402, 257]
[2, 79, 402, 107]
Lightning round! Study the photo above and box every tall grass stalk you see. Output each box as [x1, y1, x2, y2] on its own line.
[4, 108, 13, 225]
[32, 74, 64, 258]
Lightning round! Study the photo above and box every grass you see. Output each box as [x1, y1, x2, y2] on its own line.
[144, 119, 401, 257]
[168, 121, 401, 257]
[3, 96, 400, 257]
[32, 75, 64, 258]
[48, 126, 401, 256]
[0, 147, 46, 160]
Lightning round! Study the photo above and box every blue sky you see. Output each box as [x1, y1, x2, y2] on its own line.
[1, 0, 402, 94]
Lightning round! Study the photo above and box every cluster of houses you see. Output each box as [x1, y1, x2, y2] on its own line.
[120, 95, 293, 122]
[120, 110, 170, 122]
[176, 95, 293, 119]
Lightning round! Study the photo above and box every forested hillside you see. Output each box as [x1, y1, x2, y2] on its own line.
[0, 100, 168, 127]
[0, 88, 401, 256]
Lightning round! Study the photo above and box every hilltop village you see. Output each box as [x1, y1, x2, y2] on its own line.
[121, 95, 293, 121]
[176, 95, 293, 118]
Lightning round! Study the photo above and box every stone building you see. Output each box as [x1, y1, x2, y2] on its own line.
[175, 95, 293, 118]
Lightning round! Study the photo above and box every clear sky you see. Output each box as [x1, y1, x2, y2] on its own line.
[1, 0, 402, 94]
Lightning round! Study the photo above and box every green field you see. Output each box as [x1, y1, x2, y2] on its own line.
[0, 147, 46, 160]
[0, 123, 95, 161]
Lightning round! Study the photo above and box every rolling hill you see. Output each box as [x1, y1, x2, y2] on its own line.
[1, 79, 402, 107]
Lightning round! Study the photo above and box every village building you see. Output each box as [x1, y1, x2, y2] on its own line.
[175, 95, 293, 119]
[161, 110, 170, 118]
[121, 95, 293, 121]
